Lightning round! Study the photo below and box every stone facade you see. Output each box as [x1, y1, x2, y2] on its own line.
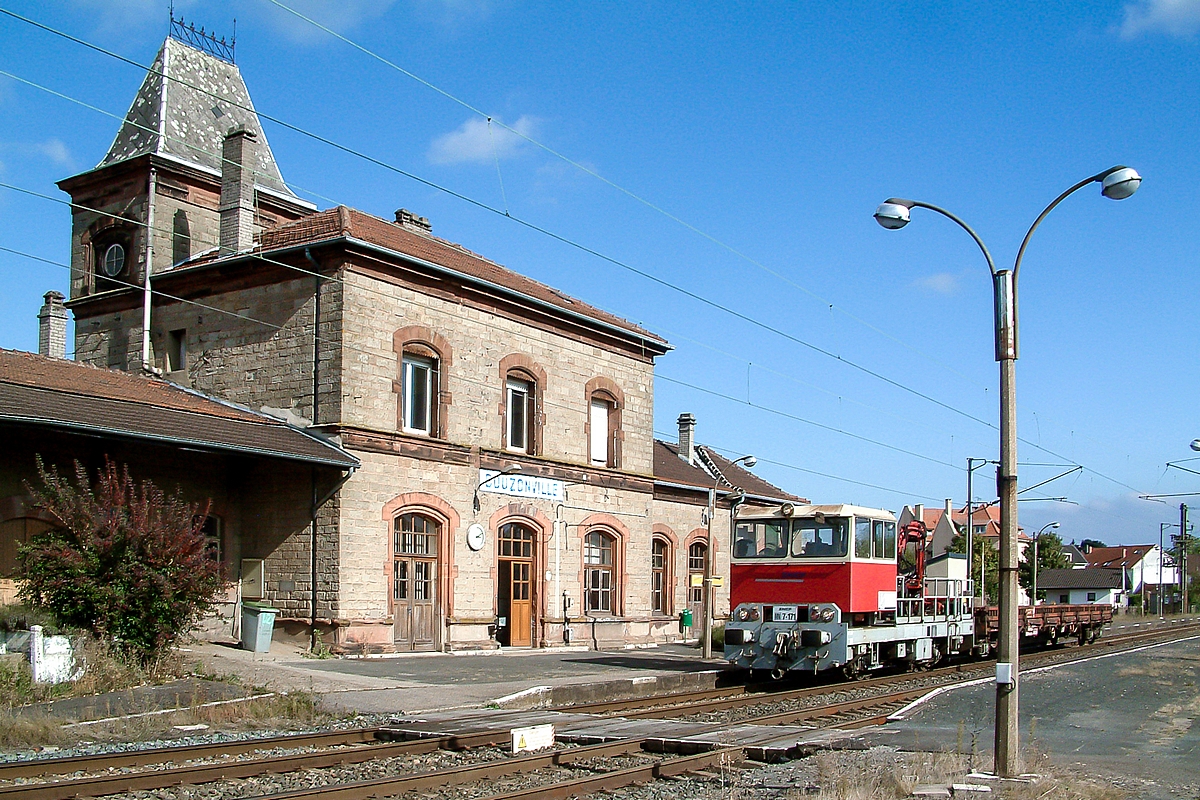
[53, 33, 797, 653]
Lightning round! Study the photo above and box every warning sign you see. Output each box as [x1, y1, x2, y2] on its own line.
[511, 723, 554, 753]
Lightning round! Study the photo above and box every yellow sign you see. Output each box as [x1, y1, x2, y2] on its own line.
[690, 574, 703, 587]
[711, 576, 724, 587]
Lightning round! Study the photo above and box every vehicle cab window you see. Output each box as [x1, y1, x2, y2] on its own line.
[790, 518, 848, 558]
[733, 520, 787, 558]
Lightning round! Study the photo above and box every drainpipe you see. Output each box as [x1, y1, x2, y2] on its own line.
[305, 247, 322, 649]
[141, 167, 157, 373]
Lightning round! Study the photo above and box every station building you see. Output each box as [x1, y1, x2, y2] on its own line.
[50, 30, 798, 652]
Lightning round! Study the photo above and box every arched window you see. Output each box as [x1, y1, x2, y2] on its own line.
[172, 209, 191, 266]
[506, 371, 536, 454]
[584, 377, 624, 469]
[584, 529, 618, 614]
[651, 538, 671, 614]
[394, 513, 438, 602]
[499, 355, 546, 456]
[688, 541, 707, 607]
[400, 348, 438, 435]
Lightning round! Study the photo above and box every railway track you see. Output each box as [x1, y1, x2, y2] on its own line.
[2, 620, 1194, 800]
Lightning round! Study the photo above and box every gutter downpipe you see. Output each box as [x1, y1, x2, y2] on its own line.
[306, 247, 322, 650]
[142, 167, 157, 373]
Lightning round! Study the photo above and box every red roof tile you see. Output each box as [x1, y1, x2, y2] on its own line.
[256, 206, 667, 347]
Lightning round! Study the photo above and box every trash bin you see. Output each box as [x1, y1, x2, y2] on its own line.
[680, 609, 694, 629]
[241, 603, 278, 653]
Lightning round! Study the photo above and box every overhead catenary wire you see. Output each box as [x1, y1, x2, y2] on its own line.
[264, 0, 986, 391]
[0, 14, 1150, 498]
[0, 12, 1006, 440]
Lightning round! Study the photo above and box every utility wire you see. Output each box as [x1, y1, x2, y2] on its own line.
[264, 0, 985, 389]
[0, 15, 1151, 497]
[0, 11, 1002, 438]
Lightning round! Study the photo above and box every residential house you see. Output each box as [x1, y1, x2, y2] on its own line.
[1037, 568, 1126, 608]
[1083, 544, 1176, 611]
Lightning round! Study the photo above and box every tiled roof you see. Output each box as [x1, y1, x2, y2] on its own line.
[1084, 545, 1154, 570]
[653, 440, 800, 502]
[253, 206, 666, 347]
[92, 37, 301, 201]
[1036, 568, 1124, 590]
[0, 349, 357, 468]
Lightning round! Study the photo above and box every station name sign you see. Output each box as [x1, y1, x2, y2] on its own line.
[478, 469, 564, 502]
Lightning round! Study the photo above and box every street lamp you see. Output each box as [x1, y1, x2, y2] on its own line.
[473, 463, 522, 512]
[702, 454, 756, 659]
[875, 164, 1140, 778]
[1031, 521, 1059, 605]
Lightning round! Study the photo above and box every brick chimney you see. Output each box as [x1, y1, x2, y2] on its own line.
[219, 127, 258, 254]
[37, 290, 67, 359]
[677, 412, 696, 465]
[394, 208, 432, 234]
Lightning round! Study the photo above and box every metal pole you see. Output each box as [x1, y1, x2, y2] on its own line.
[701, 487, 716, 659]
[995, 301, 1020, 778]
[1182, 504, 1190, 614]
[1160, 523, 1166, 617]
[967, 461, 975, 599]
[1032, 530, 1039, 606]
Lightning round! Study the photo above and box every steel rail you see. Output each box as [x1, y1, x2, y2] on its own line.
[0, 730, 506, 800]
[467, 747, 746, 800]
[0, 727, 386, 780]
[249, 738, 655, 800]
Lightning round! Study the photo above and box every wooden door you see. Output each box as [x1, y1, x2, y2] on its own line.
[509, 560, 532, 646]
[393, 513, 439, 651]
[498, 522, 536, 648]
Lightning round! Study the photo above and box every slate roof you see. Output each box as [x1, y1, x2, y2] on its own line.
[0, 349, 357, 469]
[1084, 545, 1154, 570]
[250, 206, 668, 348]
[90, 36, 306, 204]
[1036, 568, 1124, 590]
[653, 440, 801, 502]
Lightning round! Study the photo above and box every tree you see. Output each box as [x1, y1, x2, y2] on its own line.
[1018, 531, 1070, 599]
[949, 529, 1000, 605]
[19, 456, 223, 662]
[1079, 538, 1106, 551]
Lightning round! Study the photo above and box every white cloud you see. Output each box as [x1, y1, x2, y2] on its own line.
[1118, 0, 1200, 38]
[428, 115, 537, 166]
[36, 139, 73, 167]
[913, 272, 961, 295]
[252, 0, 402, 44]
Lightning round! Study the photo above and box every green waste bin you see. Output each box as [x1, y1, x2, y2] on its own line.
[241, 603, 278, 653]
[680, 609, 694, 628]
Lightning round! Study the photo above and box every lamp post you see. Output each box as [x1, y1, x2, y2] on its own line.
[474, 463, 523, 513]
[702, 454, 756, 659]
[1159, 522, 1174, 617]
[1031, 521, 1059, 605]
[874, 164, 1141, 777]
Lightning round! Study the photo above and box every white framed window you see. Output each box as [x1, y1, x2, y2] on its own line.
[402, 354, 435, 435]
[589, 397, 610, 466]
[584, 530, 616, 614]
[506, 377, 533, 453]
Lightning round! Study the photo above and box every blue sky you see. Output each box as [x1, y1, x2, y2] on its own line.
[1, 1, 1198, 546]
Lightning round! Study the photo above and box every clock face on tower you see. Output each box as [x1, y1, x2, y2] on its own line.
[467, 523, 486, 552]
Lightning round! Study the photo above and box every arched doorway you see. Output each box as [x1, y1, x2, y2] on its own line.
[392, 512, 439, 651]
[497, 521, 536, 647]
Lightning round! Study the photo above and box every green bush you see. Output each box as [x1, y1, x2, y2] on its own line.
[0, 604, 59, 635]
[18, 456, 223, 664]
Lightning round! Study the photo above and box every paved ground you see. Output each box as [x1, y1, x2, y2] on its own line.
[869, 633, 1200, 799]
[187, 640, 729, 713]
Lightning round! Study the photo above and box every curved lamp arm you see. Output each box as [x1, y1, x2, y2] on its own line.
[878, 197, 998, 276]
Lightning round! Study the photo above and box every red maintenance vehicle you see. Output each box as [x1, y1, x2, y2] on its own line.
[723, 503, 1111, 678]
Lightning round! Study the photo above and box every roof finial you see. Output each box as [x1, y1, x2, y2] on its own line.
[169, 8, 236, 63]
